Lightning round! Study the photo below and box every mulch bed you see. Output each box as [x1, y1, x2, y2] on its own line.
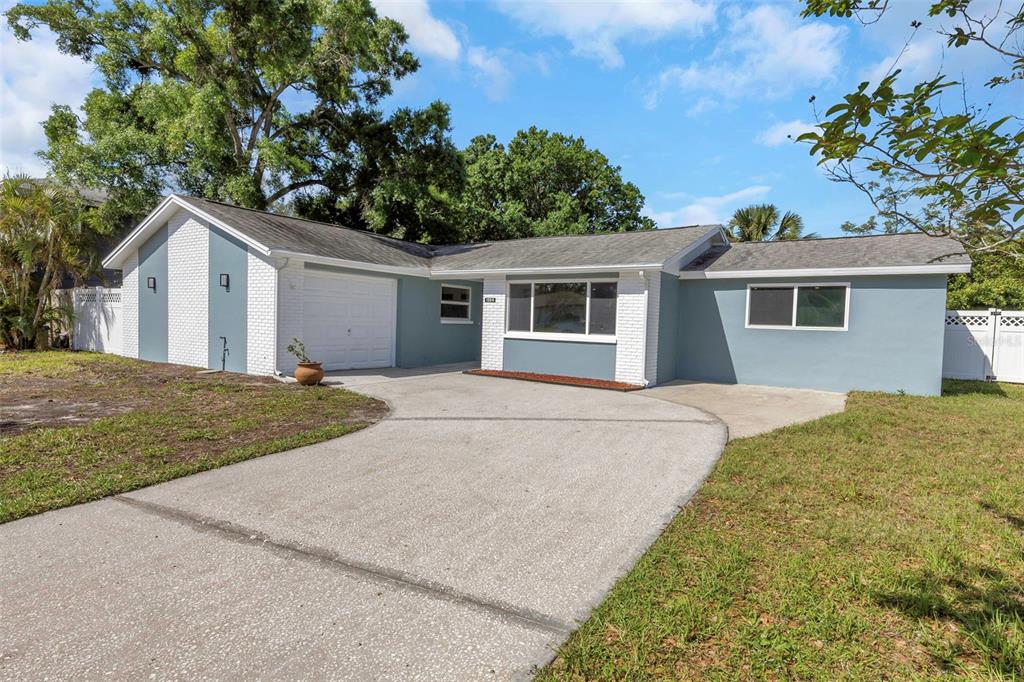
[465, 369, 644, 392]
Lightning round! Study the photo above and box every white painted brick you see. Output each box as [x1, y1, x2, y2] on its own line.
[614, 272, 648, 385]
[276, 260, 305, 374]
[246, 249, 277, 375]
[645, 272, 661, 386]
[120, 251, 139, 359]
[481, 277, 506, 370]
[167, 211, 209, 367]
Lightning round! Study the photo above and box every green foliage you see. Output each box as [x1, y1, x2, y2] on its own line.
[947, 244, 1024, 309]
[452, 127, 656, 242]
[286, 337, 311, 363]
[0, 175, 102, 349]
[799, 0, 1023, 258]
[4, 0, 447, 235]
[727, 204, 812, 241]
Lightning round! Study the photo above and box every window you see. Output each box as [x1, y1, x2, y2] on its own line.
[746, 283, 849, 330]
[440, 284, 471, 323]
[505, 280, 618, 340]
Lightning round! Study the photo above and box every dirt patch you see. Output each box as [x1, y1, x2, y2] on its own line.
[465, 369, 644, 392]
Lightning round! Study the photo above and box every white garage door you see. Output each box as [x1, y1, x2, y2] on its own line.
[302, 271, 397, 371]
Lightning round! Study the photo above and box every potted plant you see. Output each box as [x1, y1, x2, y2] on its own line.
[287, 338, 324, 386]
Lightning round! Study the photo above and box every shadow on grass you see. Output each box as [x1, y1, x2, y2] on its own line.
[873, 504, 1024, 677]
[942, 379, 1009, 397]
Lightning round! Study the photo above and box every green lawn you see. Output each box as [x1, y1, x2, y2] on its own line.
[541, 381, 1024, 680]
[0, 351, 384, 523]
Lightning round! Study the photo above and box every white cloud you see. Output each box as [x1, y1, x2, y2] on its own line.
[467, 46, 513, 101]
[496, 0, 716, 68]
[646, 4, 843, 109]
[372, 0, 461, 61]
[756, 119, 817, 147]
[646, 185, 771, 226]
[0, 24, 95, 176]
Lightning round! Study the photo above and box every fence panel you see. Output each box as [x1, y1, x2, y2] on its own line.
[73, 287, 122, 354]
[943, 309, 1023, 383]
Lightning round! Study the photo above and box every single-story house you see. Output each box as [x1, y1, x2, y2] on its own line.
[102, 194, 971, 395]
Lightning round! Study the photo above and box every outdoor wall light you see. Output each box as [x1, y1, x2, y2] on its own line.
[146, 276, 156, 291]
[219, 273, 230, 289]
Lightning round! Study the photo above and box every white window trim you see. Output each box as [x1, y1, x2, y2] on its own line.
[440, 283, 473, 324]
[744, 282, 850, 332]
[504, 279, 618, 341]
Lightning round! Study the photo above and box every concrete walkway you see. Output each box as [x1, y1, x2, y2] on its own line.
[0, 371, 726, 680]
[646, 380, 847, 440]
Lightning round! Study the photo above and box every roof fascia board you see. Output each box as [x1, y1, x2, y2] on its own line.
[103, 194, 271, 268]
[662, 227, 723, 273]
[427, 263, 657, 279]
[679, 263, 972, 279]
[270, 250, 431, 277]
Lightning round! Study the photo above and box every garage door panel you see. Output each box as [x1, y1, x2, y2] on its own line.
[302, 272, 396, 371]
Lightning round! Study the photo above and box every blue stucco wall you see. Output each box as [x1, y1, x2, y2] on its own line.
[208, 226, 248, 372]
[137, 225, 168, 363]
[503, 338, 617, 380]
[302, 263, 482, 368]
[673, 274, 948, 395]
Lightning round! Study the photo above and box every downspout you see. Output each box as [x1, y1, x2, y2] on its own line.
[271, 257, 289, 376]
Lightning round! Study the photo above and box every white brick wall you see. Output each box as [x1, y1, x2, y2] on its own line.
[167, 212, 209, 367]
[614, 272, 648, 385]
[276, 260, 305, 374]
[644, 271, 661, 385]
[481, 277, 506, 370]
[120, 251, 139, 359]
[247, 249, 278, 375]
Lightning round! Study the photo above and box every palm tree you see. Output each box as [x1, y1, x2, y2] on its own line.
[727, 204, 815, 242]
[0, 175, 91, 349]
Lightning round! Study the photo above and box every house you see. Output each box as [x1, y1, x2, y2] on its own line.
[102, 194, 971, 395]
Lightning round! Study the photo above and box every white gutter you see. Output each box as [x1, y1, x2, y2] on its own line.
[678, 263, 972, 279]
[428, 263, 661, 279]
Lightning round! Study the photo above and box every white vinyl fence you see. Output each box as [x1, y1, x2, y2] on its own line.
[943, 309, 1024, 383]
[72, 287, 122, 354]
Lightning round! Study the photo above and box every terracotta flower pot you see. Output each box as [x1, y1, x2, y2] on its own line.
[294, 361, 324, 386]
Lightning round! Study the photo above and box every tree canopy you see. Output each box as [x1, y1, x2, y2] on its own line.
[727, 204, 812, 241]
[799, 0, 1023, 258]
[453, 128, 655, 242]
[5, 0, 461, 240]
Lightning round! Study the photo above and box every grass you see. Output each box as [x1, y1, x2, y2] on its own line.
[541, 380, 1024, 680]
[0, 351, 385, 523]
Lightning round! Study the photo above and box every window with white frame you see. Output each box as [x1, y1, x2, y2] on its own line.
[506, 281, 617, 338]
[440, 284, 471, 323]
[746, 283, 849, 330]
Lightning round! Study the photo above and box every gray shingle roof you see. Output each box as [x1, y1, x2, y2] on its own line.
[180, 196, 719, 271]
[180, 196, 433, 269]
[428, 225, 721, 272]
[682, 233, 970, 273]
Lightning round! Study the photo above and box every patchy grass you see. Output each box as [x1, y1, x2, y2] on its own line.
[541, 381, 1024, 680]
[0, 351, 385, 523]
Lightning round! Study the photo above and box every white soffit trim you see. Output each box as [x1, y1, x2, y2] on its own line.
[102, 194, 271, 268]
[664, 227, 726, 273]
[678, 263, 972, 279]
[271, 250, 430, 277]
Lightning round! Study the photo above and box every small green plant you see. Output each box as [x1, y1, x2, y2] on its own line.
[287, 337, 313, 363]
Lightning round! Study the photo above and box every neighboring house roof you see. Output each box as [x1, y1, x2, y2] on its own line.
[680, 233, 971, 278]
[429, 225, 721, 274]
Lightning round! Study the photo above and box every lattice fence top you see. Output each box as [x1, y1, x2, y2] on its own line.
[1000, 314, 1024, 328]
[946, 313, 990, 328]
[74, 287, 121, 305]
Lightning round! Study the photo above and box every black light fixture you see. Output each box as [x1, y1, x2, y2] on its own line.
[146, 276, 156, 291]
[219, 273, 230, 289]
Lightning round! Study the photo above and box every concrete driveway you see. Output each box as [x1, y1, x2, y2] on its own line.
[0, 370, 726, 680]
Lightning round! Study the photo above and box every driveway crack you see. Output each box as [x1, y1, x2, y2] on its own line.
[113, 495, 573, 637]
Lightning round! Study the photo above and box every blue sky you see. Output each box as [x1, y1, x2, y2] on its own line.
[1, 0, 1014, 236]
